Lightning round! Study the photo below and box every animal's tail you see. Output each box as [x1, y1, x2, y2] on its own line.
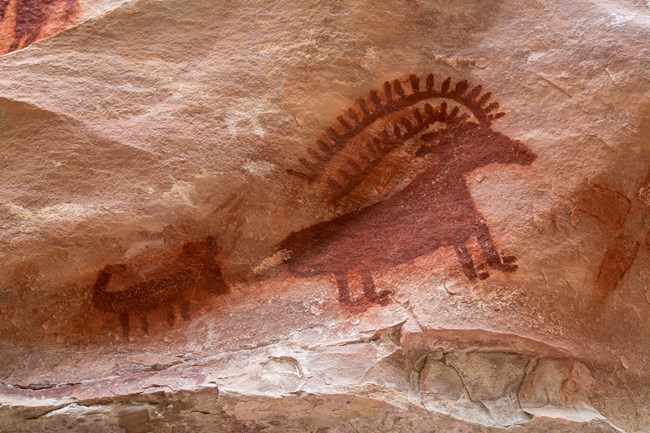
[253, 249, 292, 275]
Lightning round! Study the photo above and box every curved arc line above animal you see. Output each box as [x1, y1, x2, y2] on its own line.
[286, 74, 505, 184]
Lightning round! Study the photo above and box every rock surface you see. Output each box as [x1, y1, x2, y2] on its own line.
[0, 0, 649, 432]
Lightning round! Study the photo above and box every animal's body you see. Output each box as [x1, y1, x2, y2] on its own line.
[281, 76, 536, 306]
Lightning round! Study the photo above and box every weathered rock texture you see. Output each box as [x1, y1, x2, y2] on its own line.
[1, 0, 649, 432]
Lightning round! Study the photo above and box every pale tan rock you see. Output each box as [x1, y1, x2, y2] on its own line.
[0, 0, 649, 432]
[519, 358, 601, 423]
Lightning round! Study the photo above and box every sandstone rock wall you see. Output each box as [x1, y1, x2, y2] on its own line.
[0, 0, 649, 432]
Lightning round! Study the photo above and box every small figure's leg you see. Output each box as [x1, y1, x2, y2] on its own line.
[360, 272, 391, 305]
[475, 217, 517, 272]
[455, 244, 478, 280]
[138, 311, 149, 334]
[167, 307, 176, 327]
[119, 312, 130, 338]
[334, 272, 351, 304]
[93, 264, 127, 295]
[210, 269, 230, 295]
[180, 297, 191, 321]
[360, 272, 378, 300]
[92, 269, 113, 292]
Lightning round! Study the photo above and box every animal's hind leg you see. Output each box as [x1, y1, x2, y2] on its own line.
[167, 306, 176, 327]
[92, 268, 113, 292]
[455, 244, 483, 280]
[118, 312, 130, 337]
[360, 272, 391, 305]
[475, 217, 517, 272]
[334, 272, 351, 304]
[180, 298, 190, 321]
[138, 311, 149, 334]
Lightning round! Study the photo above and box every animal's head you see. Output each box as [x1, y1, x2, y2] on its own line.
[181, 236, 229, 294]
[417, 121, 536, 172]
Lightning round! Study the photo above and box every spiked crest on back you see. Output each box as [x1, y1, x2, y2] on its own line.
[287, 74, 507, 202]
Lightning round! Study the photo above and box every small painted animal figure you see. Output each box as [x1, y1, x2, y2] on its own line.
[92, 236, 228, 337]
[281, 74, 536, 306]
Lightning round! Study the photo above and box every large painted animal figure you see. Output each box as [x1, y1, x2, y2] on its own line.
[281, 74, 536, 305]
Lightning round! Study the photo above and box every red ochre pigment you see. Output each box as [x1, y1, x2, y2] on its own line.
[282, 74, 537, 307]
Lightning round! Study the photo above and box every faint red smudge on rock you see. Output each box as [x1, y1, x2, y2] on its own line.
[576, 182, 640, 300]
[0, 0, 79, 54]
[576, 183, 631, 231]
[595, 234, 639, 299]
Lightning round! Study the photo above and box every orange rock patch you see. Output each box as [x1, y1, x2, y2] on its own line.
[0, 0, 79, 54]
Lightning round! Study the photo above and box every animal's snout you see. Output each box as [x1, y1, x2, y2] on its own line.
[512, 140, 536, 165]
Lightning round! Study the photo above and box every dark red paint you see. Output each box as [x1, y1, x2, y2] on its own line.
[92, 236, 229, 337]
[91, 195, 244, 337]
[282, 74, 536, 306]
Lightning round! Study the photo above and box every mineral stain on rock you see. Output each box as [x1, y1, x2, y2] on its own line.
[281, 74, 536, 307]
[118, 408, 152, 433]
[0, 0, 79, 53]
[638, 173, 650, 207]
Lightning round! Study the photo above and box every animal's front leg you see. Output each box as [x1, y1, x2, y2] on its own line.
[334, 272, 352, 304]
[360, 272, 392, 305]
[118, 312, 130, 337]
[167, 306, 176, 326]
[455, 244, 483, 280]
[474, 216, 517, 272]
[138, 310, 150, 334]
[209, 268, 230, 295]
